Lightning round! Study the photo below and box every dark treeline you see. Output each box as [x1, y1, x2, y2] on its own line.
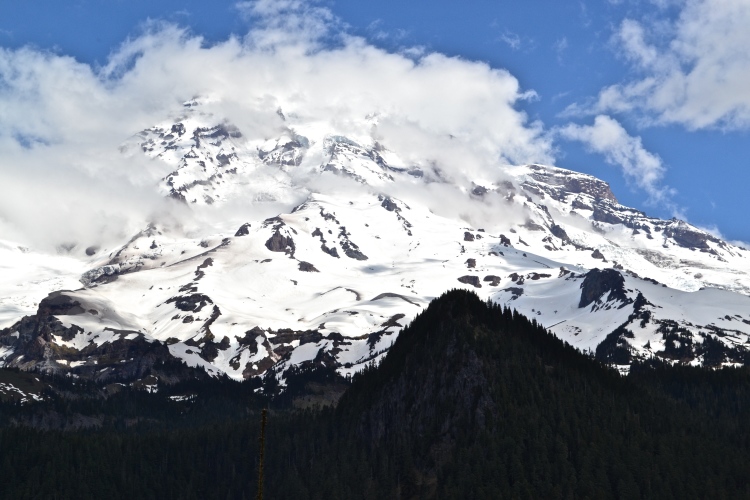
[2, 289, 750, 499]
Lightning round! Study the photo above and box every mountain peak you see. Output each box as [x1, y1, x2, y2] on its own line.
[3, 110, 750, 387]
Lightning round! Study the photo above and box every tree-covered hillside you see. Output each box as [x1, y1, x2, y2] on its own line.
[2, 289, 750, 499]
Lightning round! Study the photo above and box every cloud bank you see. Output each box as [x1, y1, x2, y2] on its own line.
[0, 0, 555, 252]
[578, 0, 750, 130]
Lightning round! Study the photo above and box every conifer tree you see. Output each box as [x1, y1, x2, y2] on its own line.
[256, 408, 267, 500]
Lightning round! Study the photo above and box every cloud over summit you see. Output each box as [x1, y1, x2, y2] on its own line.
[0, 1, 553, 251]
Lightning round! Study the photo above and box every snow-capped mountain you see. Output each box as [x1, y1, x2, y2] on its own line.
[3, 100, 750, 388]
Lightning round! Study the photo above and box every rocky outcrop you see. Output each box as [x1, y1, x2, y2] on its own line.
[458, 276, 482, 288]
[483, 275, 501, 286]
[258, 135, 308, 166]
[663, 221, 720, 250]
[234, 223, 251, 236]
[167, 293, 213, 313]
[298, 261, 319, 272]
[265, 230, 296, 256]
[550, 224, 570, 243]
[338, 227, 368, 260]
[380, 197, 399, 212]
[591, 249, 605, 260]
[80, 265, 119, 286]
[0, 293, 204, 383]
[592, 204, 624, 225]
[526, 164, 617, 203]
[579, 268, 628, 309]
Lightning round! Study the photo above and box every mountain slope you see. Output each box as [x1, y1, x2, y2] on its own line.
[2, 102, 750, 385]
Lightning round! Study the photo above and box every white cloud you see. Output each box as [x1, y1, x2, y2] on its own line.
[236, 0, 338, 51]
[498, 31, 522, 50]
[553, 37, 569, 64]
[587, 0, 750, 130]
[0, 0, 552, 251]
[558, 115, 673, 204]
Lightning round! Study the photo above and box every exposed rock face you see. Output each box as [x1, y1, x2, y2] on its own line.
[39, 292, 86, 316]
[571, 198, 593, 211]
[234, 223, 251, 237]
[338, 227, 368, 260]
[471, 185, 488, 196]
[526, 164, 617, 203]
[0, 295, 204, 383]
[380, 197, 399, 212]
[483, 275, 501, 286]
[550, 224, 570, 243]
[298, 261, 319, 272]
[80, 265, 119, 286]
[258, 136, 308, 166]
[579, 269, 627, 309]
[458, 276, 482, 288]
[265, 230, 295, 256]
[312, 227, 340, 258]
[663, 221, 719, 250]
[167, 293, 213, 313]
[528, 273, 551, 280]
[592, 204, 624, 225]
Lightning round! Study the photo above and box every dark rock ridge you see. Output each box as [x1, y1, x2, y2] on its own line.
[663, 220, 722, 251]
[338, 227, 368, 260]
[503, 287, 524, 300]
[258, 134, 308, 166]
[579, 268, 628, 309]
[483, 275, 501, 286]
[549, 224, 570, 243]
[526, 164, 617, 203]
[311, 227, 340, 258]
[378, 195, 413, 235]
[234, 223, 251, 236]
[167, 293, 213, 313]
[265, 229, 296, 256]
[39, 291, 86, 316]
[380, 196, 399, 212]
[298, 261, 319, 272]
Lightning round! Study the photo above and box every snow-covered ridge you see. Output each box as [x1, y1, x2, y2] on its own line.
[2, 102, 749, 386]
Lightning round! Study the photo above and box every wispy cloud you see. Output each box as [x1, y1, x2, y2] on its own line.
[575, 0, 750, 130]
[553, 37, 568, 64]
[498, 31, 522, 50]
[558, 115, 674, 206]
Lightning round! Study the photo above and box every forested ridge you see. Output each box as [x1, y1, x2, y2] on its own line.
[2, 289, 750, 499]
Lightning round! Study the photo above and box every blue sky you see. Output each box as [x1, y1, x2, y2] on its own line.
[2, 0, 749, 241]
